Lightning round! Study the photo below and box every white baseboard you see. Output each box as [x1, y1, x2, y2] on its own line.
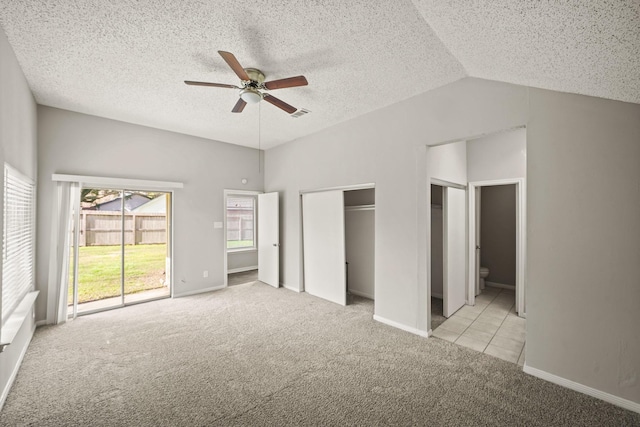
[373, 315, 429, 338]
[35, 320, 47, 327]
[173, 284, 226, 298]
[348, 289, 374, 300]
[282, 284, 301, 293]
[486, 281, 515, 290]
[523, 364, 640, 414]
[0, 322, 36, 411]
[228, 266, 258, 274]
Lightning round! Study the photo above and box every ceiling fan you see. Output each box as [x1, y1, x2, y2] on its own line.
[185, 51, 308, 114]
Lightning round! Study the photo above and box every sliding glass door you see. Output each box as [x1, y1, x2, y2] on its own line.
[68, 188, 171, 316]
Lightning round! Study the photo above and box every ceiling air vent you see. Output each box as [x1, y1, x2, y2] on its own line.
[290, 108, 310, 119]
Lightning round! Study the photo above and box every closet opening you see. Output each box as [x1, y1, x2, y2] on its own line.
[301, 185, 375, 306]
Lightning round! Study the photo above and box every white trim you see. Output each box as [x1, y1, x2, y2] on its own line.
[35, 320, 47, 327]
[373, 315, 429, 338]
[523, 364, 640, 414]
[52, 174, 183, 189]
[300, 183, 375, 195]
[485, 281, 516, 290]
[282, 284, 301, 293]
[348, 289, 374, 300]
[431, 178, 466, 190]
[0, 319, 35, 411]
[0, 291, 39, 351]
[228, 266, 258, 274]
[173, 284, 226, 298]
[468, 178, 526, 317]
[224, 189, 261, 196]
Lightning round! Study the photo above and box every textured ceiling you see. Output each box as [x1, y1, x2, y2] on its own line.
[0, 1, 638, 149]
[413, 0, 640, 106]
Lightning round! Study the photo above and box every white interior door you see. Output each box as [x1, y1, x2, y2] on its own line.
[443, 187, 466, 317]
[258, 192, 279, 287]
[302, 191, 346, 306]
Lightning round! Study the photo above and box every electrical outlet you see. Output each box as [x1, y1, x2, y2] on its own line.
[203, 270, 208, 278]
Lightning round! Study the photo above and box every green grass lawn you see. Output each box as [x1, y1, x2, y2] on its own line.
[227, 240, 254, 249]
[69, 244, 167, 304]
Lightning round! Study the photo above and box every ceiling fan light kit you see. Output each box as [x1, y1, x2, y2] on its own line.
[185, 51, 308, 114]
[240, 87, 263, 104]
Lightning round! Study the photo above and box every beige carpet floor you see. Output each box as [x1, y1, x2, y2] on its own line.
[2, 282, 638, 426]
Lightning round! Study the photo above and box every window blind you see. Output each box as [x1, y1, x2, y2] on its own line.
[2, 164, 35, 325]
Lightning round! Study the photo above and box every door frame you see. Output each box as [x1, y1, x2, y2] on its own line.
[70, 186, 176, 317]
[468, 178, 526, 317]
[223, 189, 262, 287]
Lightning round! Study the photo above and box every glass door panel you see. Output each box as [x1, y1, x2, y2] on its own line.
[75, 188, 124, 314]
[123, 191, 171, 304]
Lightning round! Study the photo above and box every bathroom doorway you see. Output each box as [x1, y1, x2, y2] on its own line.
[469, 179, 526, 317]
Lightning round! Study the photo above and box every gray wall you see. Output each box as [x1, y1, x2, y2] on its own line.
[36, 106, 263, 319]
[0, 29, 38, 407]
[344, 188, 375, 206]
[467, 127, 526, 182]
[480, 185, 516, 286]
[227, 251, 258, 272]
[266, 78, 527, 330]
[527, 89, 640, 405]
[428, 140, 467, 185]
[265, 77, 640, 405]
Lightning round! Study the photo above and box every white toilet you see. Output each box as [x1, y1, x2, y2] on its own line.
[479, 267, 490, 290]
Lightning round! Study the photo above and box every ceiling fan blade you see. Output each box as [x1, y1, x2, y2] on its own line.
[218, 51, 250, 81]
[232, 98, 247, 113]
[184, 80, 239, 89]
[264, 75, 308, 90]
[263, 94, 297, 114]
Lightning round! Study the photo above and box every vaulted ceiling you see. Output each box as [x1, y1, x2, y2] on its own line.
[1, 1, 638, 149]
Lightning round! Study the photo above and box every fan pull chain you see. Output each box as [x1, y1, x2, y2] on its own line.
[258, 102, 262, 173]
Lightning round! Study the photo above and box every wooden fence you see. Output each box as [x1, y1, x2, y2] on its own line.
[77, 211, 167, 246]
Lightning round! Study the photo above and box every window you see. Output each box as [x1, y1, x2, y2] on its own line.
[2, 164, 35, 325]
[226, 196, 255, 250]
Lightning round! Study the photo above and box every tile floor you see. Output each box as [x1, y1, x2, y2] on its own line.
[432, 287, 526, 365]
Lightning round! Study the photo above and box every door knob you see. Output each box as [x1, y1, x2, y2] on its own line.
[273, 243, 279, 247]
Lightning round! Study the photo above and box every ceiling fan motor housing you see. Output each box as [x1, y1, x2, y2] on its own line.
[244, 68, 265, 85]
